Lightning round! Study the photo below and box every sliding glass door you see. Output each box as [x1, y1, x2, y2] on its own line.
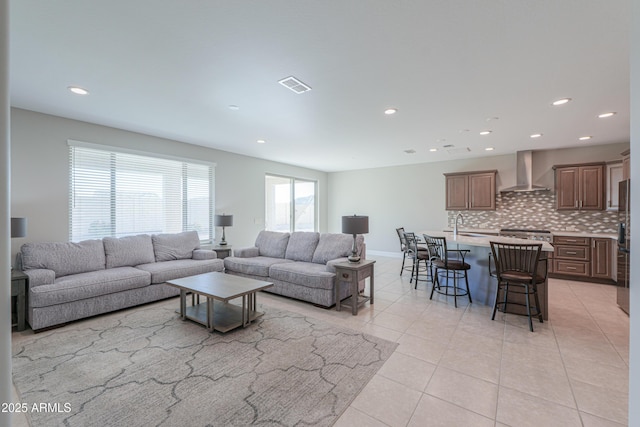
[265, 174, 317, 232]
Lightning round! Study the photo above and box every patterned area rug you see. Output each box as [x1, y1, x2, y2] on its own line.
[12, 300, 396, 426]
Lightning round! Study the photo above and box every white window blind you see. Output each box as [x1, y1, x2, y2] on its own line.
[69, 142, 214, 242]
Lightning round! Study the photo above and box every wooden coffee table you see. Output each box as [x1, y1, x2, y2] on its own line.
[166, 272, 274, 333]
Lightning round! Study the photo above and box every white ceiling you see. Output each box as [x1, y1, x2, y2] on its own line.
[10, 0, 630, 172]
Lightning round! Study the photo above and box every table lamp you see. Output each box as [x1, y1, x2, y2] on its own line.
[342, 215, 369, 263]
[214, 214, 233, 246]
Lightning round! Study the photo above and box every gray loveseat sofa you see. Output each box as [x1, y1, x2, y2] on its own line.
[19, 231, 224, 331]
[223, 231, 365, 307]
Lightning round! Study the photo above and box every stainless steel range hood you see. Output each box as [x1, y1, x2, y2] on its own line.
[500, 150, 550, 192]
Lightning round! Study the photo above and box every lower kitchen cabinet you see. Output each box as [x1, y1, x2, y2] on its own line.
[550, 235, 614, 283]
[591, 238, 612, 280]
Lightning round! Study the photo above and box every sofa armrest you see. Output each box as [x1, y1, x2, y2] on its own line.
[193, 249, 218, 260]
[233, 247, 260, 258]
[325, 257, 350, 273]
[23, 269, 56, 287]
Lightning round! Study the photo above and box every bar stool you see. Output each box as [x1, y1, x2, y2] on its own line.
[489, 241, 544, 332]
[404, 232, 433, 286]
[423, 235, 472, 307]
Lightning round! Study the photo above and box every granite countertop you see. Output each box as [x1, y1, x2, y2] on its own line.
[423, 230, 555, 252]
[442, 228, 618, 240]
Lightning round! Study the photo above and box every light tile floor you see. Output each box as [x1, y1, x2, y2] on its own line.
[260, 256, 630, 427]
[11, 255, 630, 427]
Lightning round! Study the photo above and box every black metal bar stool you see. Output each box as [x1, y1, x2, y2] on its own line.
[423, 234, 471, 307]
[489, 241, 544, 332]
[404, 232, 433, 286]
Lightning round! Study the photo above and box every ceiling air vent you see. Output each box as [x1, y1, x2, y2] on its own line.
[278, 76, 312, 94]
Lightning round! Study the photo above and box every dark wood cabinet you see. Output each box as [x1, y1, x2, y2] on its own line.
[622, 149, 630, 180]
[550, 235, 614, 283]
[554, 163, 605, 211]
[445, 174, 469, 210]
[444, 170, 496, 210]
[591, 238, 612, 280]
[553, 235, 591, 278]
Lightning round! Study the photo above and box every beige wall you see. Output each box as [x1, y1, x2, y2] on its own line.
[10, 106, 630, 260]
[10, 108, 328, 260]
[328, 142, 629, 254]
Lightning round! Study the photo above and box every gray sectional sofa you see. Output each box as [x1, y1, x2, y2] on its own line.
[223, 231, 365, 307]
[19, 231, 224, 331]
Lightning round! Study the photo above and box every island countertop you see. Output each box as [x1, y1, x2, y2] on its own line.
[420, 230, 554, 252]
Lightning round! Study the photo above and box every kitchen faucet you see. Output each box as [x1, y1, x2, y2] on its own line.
[454, 213, 464, 237]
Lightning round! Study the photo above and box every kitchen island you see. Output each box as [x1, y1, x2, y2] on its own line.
[420, 230, 554, 320]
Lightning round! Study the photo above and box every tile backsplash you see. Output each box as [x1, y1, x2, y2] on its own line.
[447, 191, 619, 233]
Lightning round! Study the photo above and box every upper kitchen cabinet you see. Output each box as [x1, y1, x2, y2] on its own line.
[444, 170, 497, 210]
[622, 149, 630, 180]
[554, 163, 605, 211]
[606, 161, 623, 210]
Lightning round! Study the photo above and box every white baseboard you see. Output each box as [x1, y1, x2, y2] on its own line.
[367, 250, 403, 258]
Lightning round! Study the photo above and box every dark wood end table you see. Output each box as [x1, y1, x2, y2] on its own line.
[334, 259, 376, 315]
[212, 245, 232, 259]
[11, 270, 28, 331]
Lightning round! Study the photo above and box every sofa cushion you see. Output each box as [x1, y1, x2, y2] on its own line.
[21, 240, 106, 278]
[224, 256, 294, 278]
[284, 232, 320, 262]
[29, 267, 150, 308]
[152, 231, 200, 261]
[311, 233, 364, 264]
[269, 262, 336, 291]
[103, 234, 155, 269]
[135, 259, 224, 284]
[255, 231, 290, 258]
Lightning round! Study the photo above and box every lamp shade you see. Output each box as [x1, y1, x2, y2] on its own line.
[341, 215, 369, 235]
[214, 214, 233, 227]
[11, 217, 27, 238]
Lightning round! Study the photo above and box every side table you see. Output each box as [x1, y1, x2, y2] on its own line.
[334, 259, 375, 315]
[212, 245, 232, 259]
[11, 270, 28, 331]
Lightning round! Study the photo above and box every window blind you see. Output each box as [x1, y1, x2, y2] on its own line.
[69, 142, 214, 243]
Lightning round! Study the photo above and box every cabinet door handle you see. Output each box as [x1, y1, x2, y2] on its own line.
[575, 200, 578, 208]
[566, 239, 577, 242]
[566, 267, 577, 270]
[566, 251, 577, 255]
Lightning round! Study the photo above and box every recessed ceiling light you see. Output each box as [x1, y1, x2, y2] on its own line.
[228, 105, 240, 111]
[485, 147, 494, 151]
[530, 133, 543, 138]
[442, 144, 454, 148]
[429, 148, 438, 152]
[384, 108, 398, 115]
[479, 130, 492, 135]
[552, 98, 571, 106]
[486, 117, 499, 122]
[598, 112, 616, 118]
[68, 86, 89, 95]
[579, 136, 592, 141]
[404, 149, 416, 154]
[257, 139, 266, 144]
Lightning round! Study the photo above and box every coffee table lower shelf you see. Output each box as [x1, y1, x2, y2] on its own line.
[177, 300, 265, 333]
